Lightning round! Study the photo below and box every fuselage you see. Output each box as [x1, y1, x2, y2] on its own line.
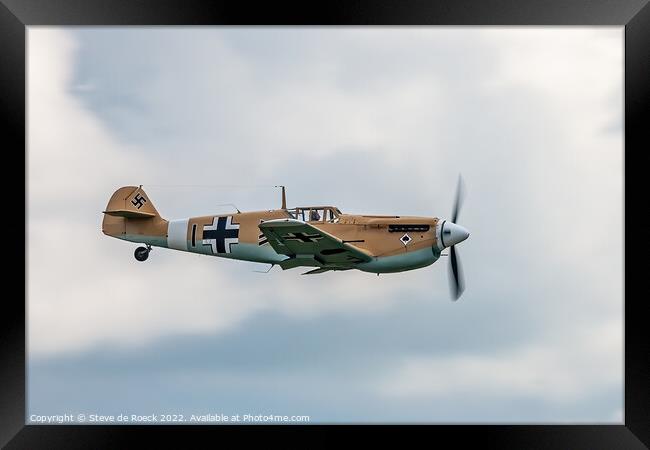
[104, 206, 443, 273]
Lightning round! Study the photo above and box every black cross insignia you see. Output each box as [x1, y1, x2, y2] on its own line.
[202, 216, 240, 254]
[131, 193, 147, 209]
[258, 220, 269, 246]
[282, 232, 324, 243]
[258, 233, 269, 246]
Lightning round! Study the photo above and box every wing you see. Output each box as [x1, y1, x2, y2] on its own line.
[259, 218, 372, 269]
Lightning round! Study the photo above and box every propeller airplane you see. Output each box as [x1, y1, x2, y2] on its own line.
[102, 178, 470, 299]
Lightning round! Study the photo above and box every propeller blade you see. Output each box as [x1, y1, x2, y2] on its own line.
[451, 174, 465, 223]
[449, 245, 465, 301]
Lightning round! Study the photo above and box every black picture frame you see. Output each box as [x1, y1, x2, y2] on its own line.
[2, 0, 648, 447]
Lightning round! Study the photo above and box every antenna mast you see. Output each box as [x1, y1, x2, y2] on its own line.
[275, 185, 287, 209]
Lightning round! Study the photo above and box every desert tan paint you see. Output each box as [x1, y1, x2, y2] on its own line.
[102, 186, 168, 238]
[103, 186, 440, 264]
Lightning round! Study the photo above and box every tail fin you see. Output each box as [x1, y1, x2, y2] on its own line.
[102, 186, 166, 238]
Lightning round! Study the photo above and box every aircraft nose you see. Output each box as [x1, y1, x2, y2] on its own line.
[442, 221, 470, 248]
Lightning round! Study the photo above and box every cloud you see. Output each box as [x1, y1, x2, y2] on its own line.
[27, 30, 151, 220]
[374, 319, 622, 406]
[30, 29, 442, 358]
[28, 27, 622, 422]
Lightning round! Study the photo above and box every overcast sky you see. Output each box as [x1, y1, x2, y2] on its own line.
[27, 27, 623, 423]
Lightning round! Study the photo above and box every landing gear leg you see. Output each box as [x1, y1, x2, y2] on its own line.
[134, 245, 152, 262]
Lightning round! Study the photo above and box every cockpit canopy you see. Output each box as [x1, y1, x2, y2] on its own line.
[287, 206, 342, 223]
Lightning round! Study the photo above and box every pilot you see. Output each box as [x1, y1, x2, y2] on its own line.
[310, 209, 320, 221]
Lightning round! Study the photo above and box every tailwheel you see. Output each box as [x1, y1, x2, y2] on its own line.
[134, 245, 151, 262]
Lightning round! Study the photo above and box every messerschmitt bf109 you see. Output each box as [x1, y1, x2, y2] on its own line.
[102, 178, 470, 299]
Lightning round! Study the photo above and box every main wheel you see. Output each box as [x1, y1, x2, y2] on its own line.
[134, 246, 149, 262]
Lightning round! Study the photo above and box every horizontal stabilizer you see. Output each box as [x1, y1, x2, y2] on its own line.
[102, 209, 157, 219]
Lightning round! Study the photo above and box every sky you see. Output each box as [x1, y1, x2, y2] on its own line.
[27, 27, 623, 423]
